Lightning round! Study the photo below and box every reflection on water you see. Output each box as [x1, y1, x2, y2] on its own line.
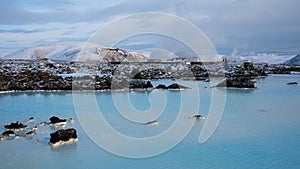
[222, 88, 256, 96]
[50, 142, 78, 152]
[0, 91, 71, 97]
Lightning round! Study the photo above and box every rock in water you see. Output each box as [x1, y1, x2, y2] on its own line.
[2, 130, 15, 137]
[216, 77, 255, 88]
[192, 115, 205, 120]
[147, 121, 159, 126]
[49, 128, 78, 147]
[38, 121, 48, 126]
[27, 117, 35, 123]
[4, 121, 28, 131]
[68, 118, 75, 124]
[155, 83, 190, 90]
[129, 80, 154, 89]
[26, 131, 34, 138]
[167, 83, 190, 90]
[155, 84, 168, 89]
[49, 116, 67, 126]
[286, 82, 298, 85]
[32, 126, 38, 131]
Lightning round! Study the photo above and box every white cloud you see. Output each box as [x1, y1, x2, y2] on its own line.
[0, 0, 299, 53]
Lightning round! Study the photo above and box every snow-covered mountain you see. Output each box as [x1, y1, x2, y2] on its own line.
[284, 54, 300, 65]
[224, 53, 294, 64]
[1, 41, 149, 62]
[1, 41, 297, 64]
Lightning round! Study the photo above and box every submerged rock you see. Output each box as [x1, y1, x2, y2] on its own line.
[49, 128, 78, 147]
[32, 126, 38, 131]
[27, 117, 35, 123]
[68, 118, 75, 124]
[14, 135, 21, 140]
[4, 121, 28, 131]
[38, 121, 48, 126]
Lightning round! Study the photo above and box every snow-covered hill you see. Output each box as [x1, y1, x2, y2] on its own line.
[1, 42, 297, 64]
[284, 54, 300, 65]
[1, 41, 150, 62]
[224, 53, 294, 64]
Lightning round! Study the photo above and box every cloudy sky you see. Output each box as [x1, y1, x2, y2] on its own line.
[0, 0, 299, 54]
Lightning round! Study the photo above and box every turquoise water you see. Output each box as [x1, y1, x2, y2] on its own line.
[0, 75, 300, 169]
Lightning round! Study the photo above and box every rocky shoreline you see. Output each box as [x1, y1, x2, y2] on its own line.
[1, 59, 299, 91]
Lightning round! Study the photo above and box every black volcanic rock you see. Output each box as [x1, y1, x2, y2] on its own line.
[147, 120, 158, 126]
[25, 131, 34, 137]
[145, 81, 153, 88]
[129, 80, 153, 89]
[133, 72, 146, 79]
[2, 130, 15, 137]
[267, 65, 300, 74]
[244, 61, 254, 71]
[286, 82, 298, 85]
[49, 128, 77, 144]
[192, 114, 205, 120]
[27, 117, 35, 123]
[49, 116, 67, 124]
[155, 84, 168, 89]
[4, 121, 28, 130]
[155, 83, 189, 90]
[167, 83, 189, 89]
[216, 77, 255, 88]
[3, 59, 299, 92]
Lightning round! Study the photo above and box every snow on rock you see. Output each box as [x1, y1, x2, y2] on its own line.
[76, 43, 148, 62]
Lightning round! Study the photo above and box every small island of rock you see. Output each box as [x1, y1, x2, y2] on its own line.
[49, 128, 78, 147]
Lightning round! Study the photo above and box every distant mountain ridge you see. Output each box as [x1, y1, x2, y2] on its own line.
[0, 41, 297, 64]
[284, 54, 300, 65]
[223, 53, 294, 64]
[1, 41, 149, 62]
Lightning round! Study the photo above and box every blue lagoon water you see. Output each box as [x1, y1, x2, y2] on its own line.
[0, 75, 300, 169]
